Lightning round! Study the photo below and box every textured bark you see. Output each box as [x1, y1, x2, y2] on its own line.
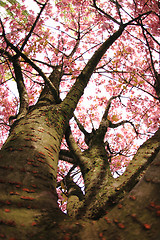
[33, 131, 160, 240]
[66, 127, 160, 220]
[0, 104, 67, 239]
[0, 112, 159, 239]
[93, 149, 160, 240]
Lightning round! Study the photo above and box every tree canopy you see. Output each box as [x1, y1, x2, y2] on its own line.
[0, 0, 160, 224]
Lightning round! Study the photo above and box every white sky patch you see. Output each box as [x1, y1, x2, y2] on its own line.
[6, 80, 19, 100]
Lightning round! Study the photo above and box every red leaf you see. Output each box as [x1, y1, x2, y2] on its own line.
[143, 224, 151, 230]
[4, 209, 10, 212]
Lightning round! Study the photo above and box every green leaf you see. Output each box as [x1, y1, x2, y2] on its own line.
[0, 0, 6, 8]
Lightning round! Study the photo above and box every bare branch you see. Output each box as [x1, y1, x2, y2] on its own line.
[109, 119, 139, 135]
[107, 63, 159, 100]
[20, 0, 49, 51]
[73, 113, 95, 146]
[0, 48, 29, 120]
[67, 37, 80, 59]
[92, 0, 121, 25]
[89, 94, 122, 142]
[33, 0, 44, 6]
[102, 95, 120, 121]
[31, 58, 55, 68]
[125, 11, 152, 26]
[62, 25, 125, 119]
[67, 14, 81, 58]
[0, 48, 12, 61]
[141, 22, 157, 77]
[140, 21, 160, 101]
[73, 114, 89, 137]
[0, 18, 61, 103]
[114, 0, 123, 24]
[12, 56, 29, 120]
[64, 11, 152, 112]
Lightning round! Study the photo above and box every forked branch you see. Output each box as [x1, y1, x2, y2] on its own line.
[20, 0, 49, 51]
[0, 18, 61, 103]
[109, 119, 138, 135]
[0, 48, 29, 121]
[92, 0, 121, 25]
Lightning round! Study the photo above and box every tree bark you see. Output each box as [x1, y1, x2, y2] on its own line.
[0, 103, 68, 239]
[0, 102, 160, 239]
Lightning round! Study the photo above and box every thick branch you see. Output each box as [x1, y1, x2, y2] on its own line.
[65, 127, 91, 173]
[82, 127, 160, 219]
[73, 114, 89, 137]
[95, 149, 160, 240]
[66, 176, 84, 218]
[62, 25, 125, 119]
[65, 128, 84, 164]
[61, 11, 151, 121]
[73, 114, 96, 146]
[59, 149, 75, 164]
[111, 127, 160, 197]
[102, 95, 120, 121]
[93, 95, 120, 140]
[65, 175, 84, 201]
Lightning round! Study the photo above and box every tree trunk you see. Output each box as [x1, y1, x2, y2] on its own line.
[0, 104, 68, 239]
[0, 103, 160, 240]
